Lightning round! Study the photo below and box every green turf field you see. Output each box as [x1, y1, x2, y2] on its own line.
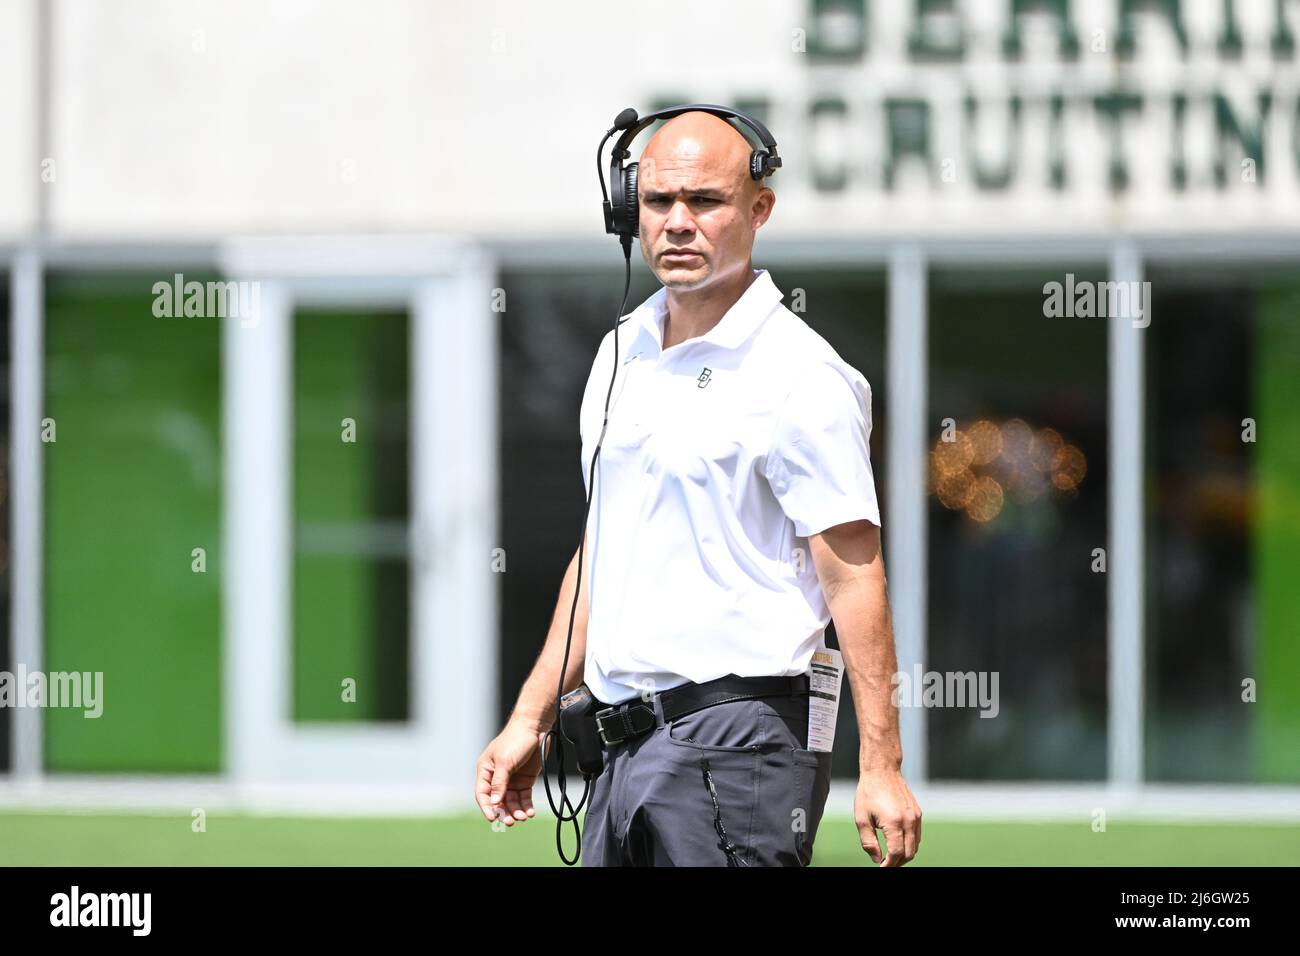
[1, 813, 1296, 866]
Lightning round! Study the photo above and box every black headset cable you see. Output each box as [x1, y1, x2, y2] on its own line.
[541, 234, 633, 864]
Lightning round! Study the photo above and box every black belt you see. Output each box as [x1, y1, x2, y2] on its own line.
[593, 673, 810, 747]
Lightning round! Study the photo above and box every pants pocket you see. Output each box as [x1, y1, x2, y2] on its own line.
[697, 751, 759, 866]
[791, 748, 833, 866]
[664, 698, 768, 752]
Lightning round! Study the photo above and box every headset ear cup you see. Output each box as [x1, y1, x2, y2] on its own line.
[623, 162, 639, 237]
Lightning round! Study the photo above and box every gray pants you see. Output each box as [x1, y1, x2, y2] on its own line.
[580, 689, 834, 866]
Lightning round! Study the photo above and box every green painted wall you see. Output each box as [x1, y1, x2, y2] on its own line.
[1254, 284, 1300, 781]
[43, 273, 222, 771]
[291, 309, 409, 722]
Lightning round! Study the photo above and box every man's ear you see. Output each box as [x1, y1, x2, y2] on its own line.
[751, 185, 776, 230]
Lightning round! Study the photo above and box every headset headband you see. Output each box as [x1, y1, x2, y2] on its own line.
[611, 103, 780, 157]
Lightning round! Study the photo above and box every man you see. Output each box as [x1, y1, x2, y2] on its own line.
[475, 110, 921, 866]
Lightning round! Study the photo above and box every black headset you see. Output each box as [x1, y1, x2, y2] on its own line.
[598, 103, 782, 249]
[541, 105, 782, 865]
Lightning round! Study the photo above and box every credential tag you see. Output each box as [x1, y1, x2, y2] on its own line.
[807, 647, 844, 753]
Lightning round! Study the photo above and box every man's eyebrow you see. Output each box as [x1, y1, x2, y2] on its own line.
[641, 186, 729, 201]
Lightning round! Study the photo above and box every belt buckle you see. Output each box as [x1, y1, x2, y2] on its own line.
[594, 706, 621, 746]
[595, 700, 658, 746]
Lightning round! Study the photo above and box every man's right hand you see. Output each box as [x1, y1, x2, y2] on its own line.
[475, 720, 546, 826]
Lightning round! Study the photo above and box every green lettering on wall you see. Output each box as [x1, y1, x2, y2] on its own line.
[1117, 0, 1189, 57]
[1003, 0, 1079, 59]
[1214, 90, 1272, 186]
[908, 0, 965, 61]
[1272, 0, 1296, 57]
[1218, 0, 1243, 57]
[964, 95, 1021, 190]
[884, 99, 932, 190]
[1093, 91, 1144, 191]
[1047, 93, 1067, 190]
[811, 97, 850, 192]
[649, 95, 691, 115]
[1169, 92, 1188, 190]
[806, 0, 868, 61]
[733, 98, 771, 123]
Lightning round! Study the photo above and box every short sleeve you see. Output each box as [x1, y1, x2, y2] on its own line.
[763, 361, 882, 537]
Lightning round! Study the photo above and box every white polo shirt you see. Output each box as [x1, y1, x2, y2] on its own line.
[578, 268, 881, 706]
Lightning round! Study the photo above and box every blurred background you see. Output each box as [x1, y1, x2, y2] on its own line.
[0, 0, 1297, 865]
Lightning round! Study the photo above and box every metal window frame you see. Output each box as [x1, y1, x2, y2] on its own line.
[3, 237, 499, 800]
[486, 230, 1300, 791]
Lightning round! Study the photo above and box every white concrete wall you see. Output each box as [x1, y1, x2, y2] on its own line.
[42, 0, 460, 237]
[0, 0, 38, 238]
[0, 0, 1296, 241]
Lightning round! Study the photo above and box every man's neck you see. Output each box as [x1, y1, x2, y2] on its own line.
[661, 266, 758, 351]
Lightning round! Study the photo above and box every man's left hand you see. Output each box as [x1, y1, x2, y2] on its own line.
[854, 768, 922, 866]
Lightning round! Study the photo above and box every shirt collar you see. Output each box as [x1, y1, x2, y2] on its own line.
[628, 268, 784, 355]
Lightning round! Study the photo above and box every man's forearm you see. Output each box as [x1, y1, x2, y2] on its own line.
[826, 569, 903, 773]
[507, 542, 591, 733]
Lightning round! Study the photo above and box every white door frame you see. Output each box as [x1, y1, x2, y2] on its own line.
[218, 237, 498, 788]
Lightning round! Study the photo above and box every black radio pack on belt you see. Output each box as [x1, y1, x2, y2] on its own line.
[539, 104, 783, 866]
[556, 684, 605, 776]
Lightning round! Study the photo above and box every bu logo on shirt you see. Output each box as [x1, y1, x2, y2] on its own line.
[697, 367, 713, 389]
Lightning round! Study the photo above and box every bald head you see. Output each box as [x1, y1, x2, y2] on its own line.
[635, 111, 776, 292]
[641, 112, 763, 201]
